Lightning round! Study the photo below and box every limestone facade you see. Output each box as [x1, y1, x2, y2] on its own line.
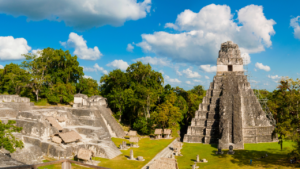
[183, 41, 277, 149]
[73, 94, 107, 108]
[0, 94, 125, 166]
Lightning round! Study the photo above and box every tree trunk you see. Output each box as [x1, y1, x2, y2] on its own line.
[119, 108, 122, 122]
[35, 90, 39, 101]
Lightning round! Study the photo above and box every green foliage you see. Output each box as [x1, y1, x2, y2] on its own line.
[0, 120, 24, 153]
[21, 48, 84, 102]
[267, 77, 300, 151]
[76, 77, 100, 97]
[0, 63, 30, 95]
[100, 62, 206, 135]
[133, 117, 153, 135]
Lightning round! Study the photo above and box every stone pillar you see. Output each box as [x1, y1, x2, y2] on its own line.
[192, 164, 196, 169]
[196, 155, 199, 162]
[130, 149, 134, 160]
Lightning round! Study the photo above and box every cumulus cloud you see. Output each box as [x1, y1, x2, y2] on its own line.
[106, 60, 129, 71]
[61, 32, 102, 60]
[241, 53, 251, 65]
[165, 75, 181, 83]
[83, 75, 93, 79]
[199, 65, 217, 73]
[0, 36, 31, 61]
[255, 62, 270, 71]
[290, 16, 300, 39]
[0, 65, 4, 69]
[193, 79, 202, 83]
[182, 68, 201, 78]
[176, 69, 182, 76]
[133, 56, 171, 66]
[126, 44, 134, 52]
[137, 4, 275, 65]
[205, 76, 209, 79]
[268, 75, 281, 80]
[0, 0, 152, 30]
[82, 63, 108, 74]
[31, 49, 42, 57]
[186, 81, 192, 84]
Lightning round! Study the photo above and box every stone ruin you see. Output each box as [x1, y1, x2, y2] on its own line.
[0, 94, 125, 167]
[149, 158, 179, 169]
[183, 41, 277, 149]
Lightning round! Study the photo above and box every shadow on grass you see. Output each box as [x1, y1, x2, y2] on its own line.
[211, 149, 299, 168]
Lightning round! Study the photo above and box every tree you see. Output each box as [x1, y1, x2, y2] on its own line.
[21, 48, 84, 102]
[0, 120, 24, 153]
[77, 77, 100, 97]
[46, 83, 76, 104]
[21, 51, 51, 101]
[0, 63, 30, 95]
[152, 92, 182, 130]
[270, 77, 300, 150]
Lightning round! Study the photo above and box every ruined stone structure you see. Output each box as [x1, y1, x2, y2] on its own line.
[0, 94, 125, 166]
[183, 41, 276, 149]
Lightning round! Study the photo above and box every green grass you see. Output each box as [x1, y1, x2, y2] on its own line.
[93, 137, 175, 169]
[38, 137, 174, 169]
[177, 141, 297, 169]
[33, 98, 50, 106]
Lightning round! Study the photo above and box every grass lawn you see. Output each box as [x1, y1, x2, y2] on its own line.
[93, 137, 174, 169]
[177, 141, 298, 169]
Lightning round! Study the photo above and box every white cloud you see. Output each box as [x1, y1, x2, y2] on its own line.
[0, 36, 31, 61]
[137, 4, 275, 65]
[94, 63, 108, 74]
[165, 75, 181, 83]
[106, 60, 129, 71]
[205, 76, 209, 79]
[268, 75, 281, 80]
[193, 79, 202, 83]
[159, 70, 164, 74]
[133, 56, 171, 66]
[83, 75, 93, 79]
[255, 62, 270, 71]
[199, 65, 217, 73]
[126, 43, 134, 52]
[254, 68, 257, 71]
[31, 49, 42, 57]
[0, 0, 151, 30]
[61, 32, 102, 60]
[241, 53, 251, 65]
[182, 68, 201, 78]
[82, 63, 108, 74]
[186, 81, 192, 84]
[290, 16, 300, 40]
[0, 65, 4, 69]
[176, 69, 182, 76]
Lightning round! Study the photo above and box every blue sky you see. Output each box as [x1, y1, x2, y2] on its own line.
[0, 0, 299, 91]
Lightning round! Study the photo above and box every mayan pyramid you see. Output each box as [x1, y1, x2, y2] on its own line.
[183, 41, 276, 149]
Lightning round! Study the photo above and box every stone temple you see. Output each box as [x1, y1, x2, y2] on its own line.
[0, 94, 125, 167]
[183, 41, 277, 149]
